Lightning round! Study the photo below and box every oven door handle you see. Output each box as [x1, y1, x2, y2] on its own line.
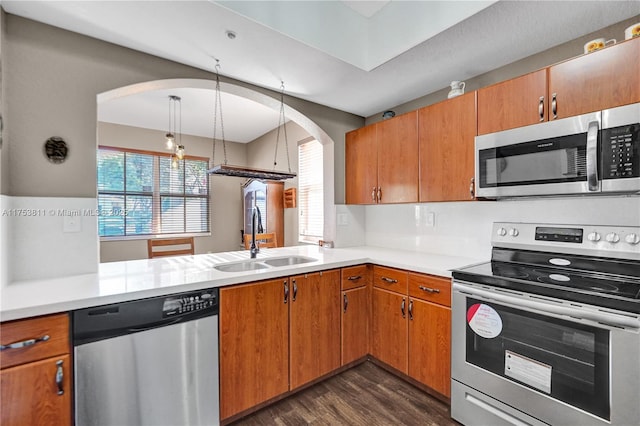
[453, 282, 640, 330]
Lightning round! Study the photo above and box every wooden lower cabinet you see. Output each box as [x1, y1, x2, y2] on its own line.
[1, 355, 72, 426]
[341, 286, 369, 365]
[290, 270, 341, 390]
[408, 298, 451, 397]
[0, 313, 72, 426]
[219, 278, 289, 420]
[371, 287, 408, 374]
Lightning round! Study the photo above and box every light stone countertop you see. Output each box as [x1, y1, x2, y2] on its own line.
[0, 245, 485, 322]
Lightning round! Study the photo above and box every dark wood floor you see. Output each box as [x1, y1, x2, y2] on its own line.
[231, 362, 460, 426]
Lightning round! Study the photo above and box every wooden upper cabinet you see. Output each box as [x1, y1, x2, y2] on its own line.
[549, 38, 640, 119]
[345, 124, 378, 204]
[376, 111, 419, 203]
[477, 69, 547, 135]
[419, 92, 477, 202]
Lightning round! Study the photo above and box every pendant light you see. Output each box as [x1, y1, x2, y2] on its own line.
[207, 62, 296, 180]
[166, 94, 185, 163]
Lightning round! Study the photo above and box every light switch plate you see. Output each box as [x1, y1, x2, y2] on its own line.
[337, 213, 349, 226]
[426, 212, 436, 228]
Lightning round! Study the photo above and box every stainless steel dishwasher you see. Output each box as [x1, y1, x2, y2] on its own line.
[73, 288, 219, 426]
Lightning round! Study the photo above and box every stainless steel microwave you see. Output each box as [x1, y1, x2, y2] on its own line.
[475, 102, 640, 198]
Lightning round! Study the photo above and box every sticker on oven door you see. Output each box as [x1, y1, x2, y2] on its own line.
[467, 303, 503, 338]
[505, 350, 552, 394]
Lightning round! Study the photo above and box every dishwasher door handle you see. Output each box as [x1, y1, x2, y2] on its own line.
[127, 317, 182, 333]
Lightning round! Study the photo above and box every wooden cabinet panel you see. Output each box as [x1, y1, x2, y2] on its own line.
[418, 92, 477, 202]
[1, 354, 72, 426]
[1, 314, 69, 369]
[341, 264, 370, 291]
[341, 286, 370, 366]
[408, 273, 451, 307]
[372, 288, 408, 374]
[408, 298, 451, 397]
[549, 38, 640, 119]
[220, 279, 289, 420]
[345, 125, 378, 204]
[477, 70, 547, 134]
[377, 111, 419, 203]
[289, 271, 341, 390]
[373, 265, 408, 293]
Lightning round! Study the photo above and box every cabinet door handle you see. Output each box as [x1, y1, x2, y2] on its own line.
[284, 280, 289, 304]
[55, 360, 64, 395]
[343, 293, 348, 313]
[0, 334, 50, 351]
[408, 300, 414, 321]
[292, 279, 298, 302]
[538, 96, 545, 122]
[419, 285, 440, 294]
[551, 93, 557, 119]
[469, 177, 475, 199]
[347, 275, 362, 281]
[401, 298, 406, 318]
[381, 277, 398, 284]
[371, 187, 377, 203]
[377, 187, 382, 203]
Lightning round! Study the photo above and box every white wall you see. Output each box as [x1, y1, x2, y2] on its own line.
[354, 196, 640, 260]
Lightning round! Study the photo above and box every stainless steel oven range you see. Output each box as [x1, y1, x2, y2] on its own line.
[451, 222, 640, 426]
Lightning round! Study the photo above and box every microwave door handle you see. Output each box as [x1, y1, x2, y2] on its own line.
[586, 120, 599, 192]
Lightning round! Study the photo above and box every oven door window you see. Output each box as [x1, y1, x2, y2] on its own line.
[478, 133, 588, 188]
[465, 298, 610, 420]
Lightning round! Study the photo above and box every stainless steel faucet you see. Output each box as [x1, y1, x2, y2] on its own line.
[250, 207, 259, 258]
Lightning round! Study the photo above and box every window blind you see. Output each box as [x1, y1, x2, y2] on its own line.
[97, 146, 209, 238]
[298, 139, 323, 243]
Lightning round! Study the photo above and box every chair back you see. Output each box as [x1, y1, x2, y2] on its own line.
[147, 237, 195, 258]
[243, 233, 278, 249]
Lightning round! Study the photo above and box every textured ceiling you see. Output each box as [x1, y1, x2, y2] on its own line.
[3, 1, 639, 141]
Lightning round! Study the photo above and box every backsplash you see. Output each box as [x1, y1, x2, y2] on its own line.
[3, 196, 99, 284]
[356, 196, 640, 260]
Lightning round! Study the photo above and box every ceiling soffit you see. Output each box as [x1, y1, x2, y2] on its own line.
[215, 1, 497, 71]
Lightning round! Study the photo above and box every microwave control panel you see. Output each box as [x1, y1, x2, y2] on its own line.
[601, 124, 639, 179]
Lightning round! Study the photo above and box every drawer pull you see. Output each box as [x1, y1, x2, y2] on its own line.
[419, 286, 440, 294]
[55, 360, 64, 395]
[0, 334, 50, 351]
[381, 277, 398, 284]
[347, 275, 362, 281]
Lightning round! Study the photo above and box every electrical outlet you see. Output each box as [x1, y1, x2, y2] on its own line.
[426, 212, 436, 228]
[337, 213, 349, 226]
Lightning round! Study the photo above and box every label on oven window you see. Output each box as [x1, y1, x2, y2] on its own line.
[505, 350, 552, 394]
[467, 303, 502, 338]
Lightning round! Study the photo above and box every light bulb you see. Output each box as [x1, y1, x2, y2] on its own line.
[165, 133, 175, 150]
[176, 145, 185, 160]
[171, 155, 179, 169]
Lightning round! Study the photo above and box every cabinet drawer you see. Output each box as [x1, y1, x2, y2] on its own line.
[1, 314, 70, 369]
[373, 266, 408, 294]
[341, 265, 369, 290]
[408, 273, 451, 307]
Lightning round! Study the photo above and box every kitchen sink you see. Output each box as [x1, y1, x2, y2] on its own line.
[214, 256, 317, 272]
[263, 256, 316, 267]
[214, 261, 270, 273]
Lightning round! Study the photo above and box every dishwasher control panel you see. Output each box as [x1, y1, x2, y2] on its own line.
[162, 288, 218, 318]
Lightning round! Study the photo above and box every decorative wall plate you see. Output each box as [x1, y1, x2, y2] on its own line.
[44, 136, 68, 164]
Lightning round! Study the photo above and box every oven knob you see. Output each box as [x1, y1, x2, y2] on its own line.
[605, 232, 620, 243]
[509, 228, 519, 237]
[497, 227, 507, 237]
[625, 233, 640, 245]
[587, 232, 601, 242]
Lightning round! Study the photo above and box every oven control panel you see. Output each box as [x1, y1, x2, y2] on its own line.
[493, 222, 640, 260]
